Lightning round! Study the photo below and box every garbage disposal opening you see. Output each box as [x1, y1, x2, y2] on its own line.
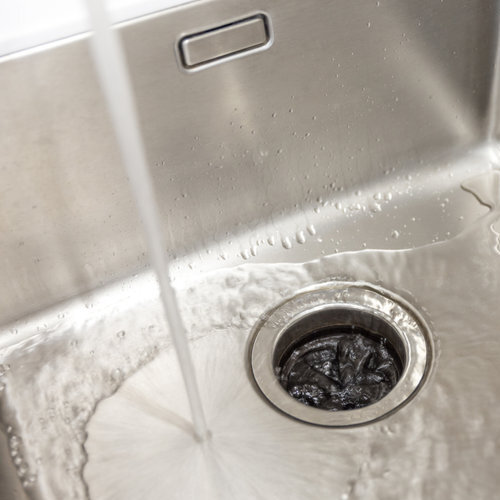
[276, 308, 405, 411]
[249, 282, 432, 427]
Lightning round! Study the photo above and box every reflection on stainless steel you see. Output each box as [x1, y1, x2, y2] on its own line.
[1, 0, 498, 326]
[0, 0, 500, 498]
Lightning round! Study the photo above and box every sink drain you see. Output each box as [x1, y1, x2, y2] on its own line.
[249, 282, 432, 426]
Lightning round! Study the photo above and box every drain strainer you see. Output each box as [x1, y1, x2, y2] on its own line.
[249, 282, 433, 426]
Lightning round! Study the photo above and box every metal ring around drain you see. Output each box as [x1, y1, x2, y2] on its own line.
[249, 281, 433, 427]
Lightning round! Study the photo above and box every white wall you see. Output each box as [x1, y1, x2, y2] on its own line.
[0, 0, 194, 57]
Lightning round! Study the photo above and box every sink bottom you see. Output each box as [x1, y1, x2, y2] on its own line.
[1, 150, 500, 499]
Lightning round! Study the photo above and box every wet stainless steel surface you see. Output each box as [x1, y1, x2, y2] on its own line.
[1, 0, 498, 326]
[1, 0, 500, 498]
[0, 431, 28, 500]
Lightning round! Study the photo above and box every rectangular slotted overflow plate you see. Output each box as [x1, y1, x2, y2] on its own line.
[179, 14, 271, 69]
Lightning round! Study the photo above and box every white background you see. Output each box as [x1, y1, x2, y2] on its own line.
[0, 0, 194, 56]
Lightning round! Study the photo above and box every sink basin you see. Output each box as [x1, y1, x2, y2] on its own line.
[1, 1, 499, 498]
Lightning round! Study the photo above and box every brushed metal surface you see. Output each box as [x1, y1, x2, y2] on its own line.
[0, 1, 500, 495]
[179, 14, 270, 69]
[0, 0, 498, 327]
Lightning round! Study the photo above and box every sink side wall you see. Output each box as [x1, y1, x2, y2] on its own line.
[0, 0, 498, 327]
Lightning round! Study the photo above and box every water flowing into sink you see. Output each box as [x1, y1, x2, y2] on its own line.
[1, 170, 499, 498]
[83, 0, 208, 441]
[84, 170, 500, 500]
[1, 0, 500, 495]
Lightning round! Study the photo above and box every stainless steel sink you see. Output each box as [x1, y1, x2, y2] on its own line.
[1, 1, 499, 498]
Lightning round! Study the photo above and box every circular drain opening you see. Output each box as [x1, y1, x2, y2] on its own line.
[250, 282, 432, 427]
[276, 311, 404, 411]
